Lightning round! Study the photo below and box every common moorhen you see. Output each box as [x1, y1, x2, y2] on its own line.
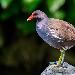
[27, 10, 75, 66]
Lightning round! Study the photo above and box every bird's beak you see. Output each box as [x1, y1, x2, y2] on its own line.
[27, 14, 34, 21]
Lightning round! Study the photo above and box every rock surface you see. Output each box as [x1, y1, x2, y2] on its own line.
[41, 62, 75, 75]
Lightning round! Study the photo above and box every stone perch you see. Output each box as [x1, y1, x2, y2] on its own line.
[41, 62, 75, 75]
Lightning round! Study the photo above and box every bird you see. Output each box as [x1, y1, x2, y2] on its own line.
[27, 10, 75, 66]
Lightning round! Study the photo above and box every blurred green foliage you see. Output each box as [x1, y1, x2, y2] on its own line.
[0, 0, 75, 75]
[0, 0, 12, 9]
[47, 0, 65, 13]
[22, 0, 41, 12]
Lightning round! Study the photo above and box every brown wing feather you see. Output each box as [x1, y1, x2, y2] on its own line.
[48, 18, 75, 41]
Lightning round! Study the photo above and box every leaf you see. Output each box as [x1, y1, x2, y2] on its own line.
[1, 0, 12, 9]
[47, 0, 65, 13]
[53, 10, 65, 19]
[0, 2, 20, 21]
[22, 0, 41, 12]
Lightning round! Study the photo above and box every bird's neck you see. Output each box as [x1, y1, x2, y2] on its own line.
[36, 17, 48, 29]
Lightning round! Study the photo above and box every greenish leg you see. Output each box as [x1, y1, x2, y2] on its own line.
[57, 50, 65, 66]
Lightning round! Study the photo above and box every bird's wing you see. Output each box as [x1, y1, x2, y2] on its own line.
[48, 18, 75, 41]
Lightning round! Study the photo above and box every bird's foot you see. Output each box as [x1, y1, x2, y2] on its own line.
[49, 61, 61, 65]
[49, 61, 57, 65]
[49, 61, 61, 69]
[50, 64, 59, 68]
[50, 64, 59, 70]
[49, 61, 63, 70]
[50, 64, 64, 72]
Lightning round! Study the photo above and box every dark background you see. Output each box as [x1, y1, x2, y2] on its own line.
[0, 0, 75, 75]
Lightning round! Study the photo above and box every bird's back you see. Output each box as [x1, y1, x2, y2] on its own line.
[48, 18, 75, 50]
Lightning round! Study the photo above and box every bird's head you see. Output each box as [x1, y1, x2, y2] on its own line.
[27, 10, 48, 21]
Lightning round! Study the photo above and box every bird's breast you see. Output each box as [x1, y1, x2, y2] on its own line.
[36, 24, 63, 49]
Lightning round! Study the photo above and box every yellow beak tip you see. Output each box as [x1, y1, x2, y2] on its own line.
[27, 19, 29, 21]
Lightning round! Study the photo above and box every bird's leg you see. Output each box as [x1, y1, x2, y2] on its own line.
[57, 49, 65, 66]
[49, 49, 65, 69]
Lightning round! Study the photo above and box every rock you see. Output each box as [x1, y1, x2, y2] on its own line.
[41, 62, 75, 75]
